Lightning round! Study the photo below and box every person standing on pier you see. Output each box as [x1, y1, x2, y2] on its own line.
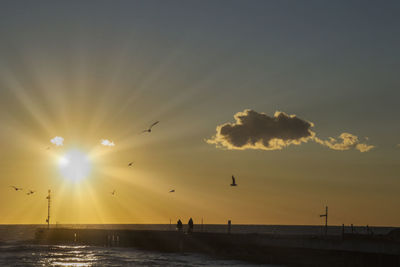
[188, 218, 194, 233]
[177, 219, 183, 232]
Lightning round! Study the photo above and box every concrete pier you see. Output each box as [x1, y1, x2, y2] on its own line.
[35, 228, 400, 266]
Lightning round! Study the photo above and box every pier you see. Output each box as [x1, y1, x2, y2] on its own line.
[35, 227, 400, 266]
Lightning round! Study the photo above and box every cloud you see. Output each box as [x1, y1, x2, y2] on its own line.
[355, 143, 375, 152]
[101, 139, 115, 147]
[207, 109, 374, 152]
[50, 136, 64, 146]
[314, 133, 374, 152]
[206, 109, 315, 150]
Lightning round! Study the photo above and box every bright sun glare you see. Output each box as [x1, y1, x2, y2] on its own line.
[58, 149, 91, 181]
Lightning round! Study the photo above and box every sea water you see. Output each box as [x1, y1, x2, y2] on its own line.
[0, 243, 266, 266]
[0, 225, 268, 266]
[0, 224, 395, 266]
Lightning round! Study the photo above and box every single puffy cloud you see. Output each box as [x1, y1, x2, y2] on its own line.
[314, 133, 374, 152]
[50, 136, 64, 146]
[207, 109, 315, 150]
[101, 139, 115, 147]
[355, 143, 375, 152]
[207, 109, 374, 152]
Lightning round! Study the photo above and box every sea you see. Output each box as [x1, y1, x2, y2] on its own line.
[0, 224, 396, 266]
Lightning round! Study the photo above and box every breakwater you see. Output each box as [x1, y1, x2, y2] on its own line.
[35, 228, 400, 266]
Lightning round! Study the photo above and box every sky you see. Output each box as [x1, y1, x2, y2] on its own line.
[0, 0, 399, 226]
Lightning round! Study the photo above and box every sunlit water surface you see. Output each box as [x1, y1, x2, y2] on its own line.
[0, 244, 266, 266]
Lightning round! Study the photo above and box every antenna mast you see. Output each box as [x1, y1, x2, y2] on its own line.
[320, 206, 328, 235]
[46, 190, 51, 229]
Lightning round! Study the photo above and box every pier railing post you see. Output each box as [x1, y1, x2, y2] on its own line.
[342, 224, 345, 239]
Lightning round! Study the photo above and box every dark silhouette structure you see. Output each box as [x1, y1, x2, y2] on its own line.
[35, 227, 400, 266]
[320, 206, 328, 235]
[46, 190, 51, 229]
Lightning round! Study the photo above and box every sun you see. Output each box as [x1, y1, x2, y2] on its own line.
[58, 149, 92, 181]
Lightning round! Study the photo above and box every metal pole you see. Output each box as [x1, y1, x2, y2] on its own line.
[46, 190, 51, 229]
[320, 206, 328, 236]
[325, 206, 328, 235]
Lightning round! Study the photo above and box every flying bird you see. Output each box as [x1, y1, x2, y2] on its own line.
[169, 189, 175, 193]
[26, 190, 35, 195]
[111, 190, 116, 196]
[141, 121, 159, 133]
[10, 186, 23, 191]
[128, 162, 134, 167]
[230, 175, 237, 187]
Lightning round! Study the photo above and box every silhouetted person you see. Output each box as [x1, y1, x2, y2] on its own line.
[188, 218, 194, 233]
[177, 219, 183, 232]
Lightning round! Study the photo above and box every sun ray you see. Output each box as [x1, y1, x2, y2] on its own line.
[0, 69, 56, 136]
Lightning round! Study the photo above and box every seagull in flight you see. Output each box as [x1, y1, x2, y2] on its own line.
[26, 190, 35, 195]
[128, 162, 134, 167]
[141, 121, 159, 133]
[230, 175, 237, 187]
[169, 189, 175, 193]
[10, 186, 23, 191]
[111, 190, 116, 196]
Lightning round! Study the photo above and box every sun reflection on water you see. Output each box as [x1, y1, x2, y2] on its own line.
[39, 245, 98, 267]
